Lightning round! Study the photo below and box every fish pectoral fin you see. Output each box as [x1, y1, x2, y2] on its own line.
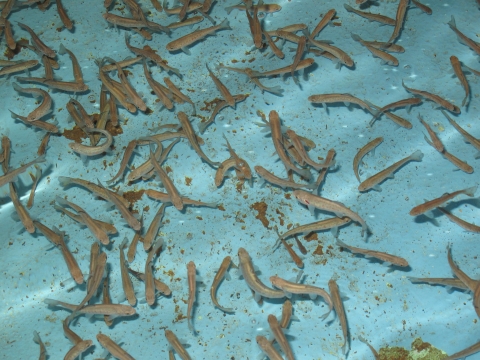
[330, 226, 339, 238]
[372, 185, 382, 192]
[284, 290, 293, 299]
[253, 291, 262, 303]
[180, 47, 191, 55]
[308, 293, 318, 300]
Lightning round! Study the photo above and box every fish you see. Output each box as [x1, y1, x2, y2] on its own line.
[119, 238, 136, 306]
[96, 333, 136, 360]
[145, 239, 163, 305]
[285, 130, 332, 171]
[358, 336, 379, 360]
[441, 110, 480, 158]
[58, 44, 85, 84]
[276, 217, 351, 251]
[238, 247, 285, 301]
[150, 147, 184, 210]
[441, 148, 474, 174]
[358, 150, 423, 192]
[438, 207, 480, 233]
[248, 58, 315, 77]
[166, 18, 230, 54]
[17, 22, 56, 58]
[167, 15, 204, 29]
[4, 19, 16, 50]
[143, 204, 166, 251]
[270, 275, 333, 319]
[107, 139, 138, 185]
[44, 299, 136, 317]
[351, 34, 398, 66]
[102, 277, 113, 327]
[0, 154, 45, 188]
[308, 93, 373, 112]
[310, 9, 336, 38]
[9, 183, 35, 233]
[34, 221, 84, 284]
[97, 179, 142, 231]
[368, 98, 421, 126]
[280, 238, 303, 268]
[206, 63, 235, 107]
[263, 30, 284, 59]
[337, 239, 409, 267]
[33, 331, 47, 360]
[255, 166, 315, 190]
[12, 82, 52, 121]
[447, 16, 480, 56]
[387, 0, 408, 43]
[353, 137, 384, 182]
[75, 252, 107, 311]
[308, 38, 354, 68]
[146, 189, 217, 208]
[103, 12, 170, 33]
[164, 77, 196, 114]
[402, 80, 460, 113]
[450, 55, 470, 107]
[97, 59, 136, 112]
[128, 268, 171, 296]
[177, 111, 220, 167]
[56, 0, 73, 30]
[210, 256, 234, 313]
[15, 76, 89, 93]
[290, 36, 307, 84]
[198, 94, 247, 133]
[163, 0, 202, 16]
[328, 278, 349, 354]
[68, 128, 113, 160]
[58, 176, 130, 208]
[419, 115, 444, 152]
[410, 186, 477, 216]
[344, 4, 395, 25]
[444, 339, 480, 360]
[187, 261, 197, 333]
[126, 35, 180, 77]
[267, 314, 295, 360]
[411, 0, 432, 14]
[225, 2, 281, 14]
[108, 57, 147, 112]
[293, 190, 369, 237]
[165, 329, 192, 360]
[0, 60, 39, 77]
[256, 335, 284, 360]
[268, 110, 312, 180]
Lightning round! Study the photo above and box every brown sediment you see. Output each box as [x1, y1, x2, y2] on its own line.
[63, 125, 87, 143]
[251, 201, 269, 228]
[304, 232, 318, 242]
[122, 189, 145, 207]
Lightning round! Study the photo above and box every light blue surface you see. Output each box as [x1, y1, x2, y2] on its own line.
[0, 0, 479, 359]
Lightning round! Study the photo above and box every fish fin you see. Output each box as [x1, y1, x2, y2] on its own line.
[181, 47, 191, 55]
[284, 290, 293, 299]
[308, 204, 316, 216]
[331, 226, 339, 238]
[372, 185, 382, 192]
[465, 185, 478, 197]
[254, 291, 262, 303]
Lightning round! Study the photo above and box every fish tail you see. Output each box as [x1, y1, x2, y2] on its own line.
[410, 150, 424, 162]
[350, 33, 362, 42]
[34, 154, 47, 164]
[447, 15, 456, 29]
[219, 18, 231, 30]
[57, 176, 71, 187]
[464, 185, 478, 197]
